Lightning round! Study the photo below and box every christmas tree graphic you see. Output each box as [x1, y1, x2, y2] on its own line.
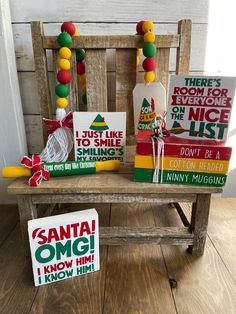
[170, 121, 185, 134]
[89, 114, 109, 131]
[137, 98, 156, 131]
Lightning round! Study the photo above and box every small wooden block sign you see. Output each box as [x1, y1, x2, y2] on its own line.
[73, 112, 126, 162]
[133, 82, 166, 135]
[28, 209, 99, 286]
[166, 75, 236, 141]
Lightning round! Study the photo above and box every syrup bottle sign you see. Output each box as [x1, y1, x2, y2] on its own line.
[133, 82, 166, 135]
[166, 75, 236, 141]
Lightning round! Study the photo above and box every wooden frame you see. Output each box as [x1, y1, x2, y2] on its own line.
[8, 19, 222, 257]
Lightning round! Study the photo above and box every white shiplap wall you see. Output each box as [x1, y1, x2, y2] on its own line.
[10, 0, 209, 154]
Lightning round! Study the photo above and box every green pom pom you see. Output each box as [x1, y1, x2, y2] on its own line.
[57, 32, 72, 47]
[82, 93, 87, 105]
[76, 49, 86, 61]
[143, 43, 157, 58]
[55, 84, 70, 97]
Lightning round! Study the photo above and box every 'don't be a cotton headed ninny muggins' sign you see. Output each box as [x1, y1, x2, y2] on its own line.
[28, 209, 99, 286]
[166, 75, 236, 141]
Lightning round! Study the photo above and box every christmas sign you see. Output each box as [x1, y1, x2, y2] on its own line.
[73, 112, 126, 162]
[133, 82, 166, 134]
[28, 209, 99, 286]
[134, 130, 232, 187]
[166, 76, 236, 141]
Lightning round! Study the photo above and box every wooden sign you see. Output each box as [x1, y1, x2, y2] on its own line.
[166, 75, 236, 141]
[28, 209, 99, 286]
[73, 112, 126, 162]
[134, 130, 232, 187]
[136, 131, 232, 161]
[134, 168, 227, 187]
[133, 82, 166, 134]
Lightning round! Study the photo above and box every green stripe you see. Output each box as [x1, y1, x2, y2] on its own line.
[89, 125, 109, 131]
[43, 161, 96, 177]
[134, 168, 227, 187]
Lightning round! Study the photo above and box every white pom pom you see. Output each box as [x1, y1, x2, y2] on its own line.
[56, 108, 66, 121]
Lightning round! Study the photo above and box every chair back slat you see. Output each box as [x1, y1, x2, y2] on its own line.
[116, 49, 136, 135]
[30, 20, 192, 147]
[156, 48, 170, 94]
[31, 21, 52, 144]
[69, 51, 79, 111]
[86, 49, 107, 111]
[176, 20, 192, 75]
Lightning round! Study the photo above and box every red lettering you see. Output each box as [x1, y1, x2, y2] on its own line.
[37, 229, 47, 245]
[80, 221, 91, 236]
[219, 109, 230, 123]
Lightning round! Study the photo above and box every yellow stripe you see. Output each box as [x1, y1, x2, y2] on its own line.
[91, 122, 107, 127]
[134, 155, 229, 174]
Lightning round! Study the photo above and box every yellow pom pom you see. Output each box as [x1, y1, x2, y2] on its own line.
[80, 83, 87, 93]
[137, 48, 142, 57]
[56, 97, 68, 108]
[78, 74, 86, 85]
[58, 58, 71, 70]
[142, 21, 154, 33]
[59, 47, 72, 59]
[144, 32, 155, 43]
[74, 26, 79, 36]
[144, 71, 155, 83]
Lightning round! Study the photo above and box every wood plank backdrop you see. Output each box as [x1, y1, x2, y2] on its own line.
[9, 0, 209, 154]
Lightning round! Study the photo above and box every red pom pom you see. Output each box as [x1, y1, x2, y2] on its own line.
[136, 21, 145, 35]
[142, 57, 156, 71]
[57, 70, 72, 84]
[77, 61, 85, 75]
[61, 22, 76, 36]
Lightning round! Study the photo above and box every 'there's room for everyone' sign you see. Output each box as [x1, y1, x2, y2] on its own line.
[166, 75, 236, 141]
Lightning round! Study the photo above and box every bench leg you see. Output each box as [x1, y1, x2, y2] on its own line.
[17, 195, 37, 257]
[188, 194, 211, 256]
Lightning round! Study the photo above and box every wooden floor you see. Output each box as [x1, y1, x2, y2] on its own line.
[0, 198, 236, 314]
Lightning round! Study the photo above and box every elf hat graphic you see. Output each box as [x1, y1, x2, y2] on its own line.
[89, 114, 109, 131]
[170, 121, 185, 134]
[138, 98, 156, 130]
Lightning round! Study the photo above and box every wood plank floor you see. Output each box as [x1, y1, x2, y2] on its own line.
[0, 199, 236, 314]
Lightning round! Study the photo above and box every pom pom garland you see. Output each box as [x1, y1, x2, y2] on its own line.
[142, 20, 154, 33]
[144, 31, 155, 43]
[144, 71, 155, 83]
[59, 47, 71, 59]
[57, 70, 72, 84]
[57, 32, 73, 47]
[136, 20, 157, 84]
[56, 98, 68, 108]
[55, 84, 70, 97]
[76, 49, 86, 61]
[61, 22, 76, 36]
[58, 58, 71, 70]
[143, 43, 156, 57]
[142, 57, 156, 72]
[77, 61, 85, 75]
[136, 20, 145, 35]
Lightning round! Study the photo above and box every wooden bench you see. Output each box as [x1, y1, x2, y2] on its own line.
[8, 19, 222, 256]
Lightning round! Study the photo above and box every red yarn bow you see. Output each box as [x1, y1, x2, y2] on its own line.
[43, 111, 73, 134]
[21, 155, 50, 187]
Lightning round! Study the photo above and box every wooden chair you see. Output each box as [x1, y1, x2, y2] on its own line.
[8, 19, 222, 256]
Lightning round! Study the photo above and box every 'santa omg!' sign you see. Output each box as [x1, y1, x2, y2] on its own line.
[28, 209, 99, 286]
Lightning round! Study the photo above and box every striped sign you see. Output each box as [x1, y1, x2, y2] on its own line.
[134, 168, 227, 187]
[134, 155, 229, 174]
[136, 131, 232, 160]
